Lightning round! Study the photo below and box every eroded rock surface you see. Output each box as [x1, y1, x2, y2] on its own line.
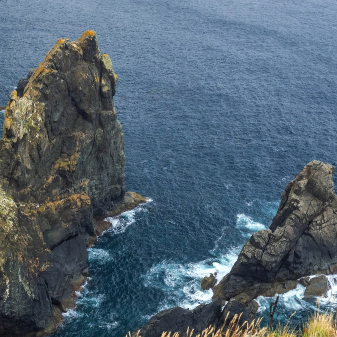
[201, 273, 217, 290]
[303, 275, 331, 301]
[135, 300, 224, 337]
[213, 161, 337, 303]
[0, 31, 144, 337]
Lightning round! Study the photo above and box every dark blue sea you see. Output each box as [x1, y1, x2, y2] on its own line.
[1, 0, 337, 335]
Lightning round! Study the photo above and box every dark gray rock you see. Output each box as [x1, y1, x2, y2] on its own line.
[16, 68, 36, 98]
[222, 299, 259, 327]
[299, 277, 310, 287]
[213, 161, 337, 303]
[303, 275, 331, 301]
[136, 300, 223, 337]
[0, 31, 144, 337]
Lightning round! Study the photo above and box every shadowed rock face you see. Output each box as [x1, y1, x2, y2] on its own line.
[213, 160, 337, 303]
[135, 300, 225, 337]
[1, 31, 124, 212]
[0, 31, 128, 336]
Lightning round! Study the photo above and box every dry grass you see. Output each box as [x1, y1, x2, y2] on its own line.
[303, 310, 336, 337]
[127, 309, 337, 337]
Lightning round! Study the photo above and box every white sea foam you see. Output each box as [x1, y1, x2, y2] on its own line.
[98, 321, 119, 329]
[88, 248, 112, 263]
[62, 308, 84, 319]
[143, 249, 239, 311]
[256, 284, 309, 314]
[236, 214, 266, 231]
[103, 198, 153, 235]
[256, 274, 337, 319]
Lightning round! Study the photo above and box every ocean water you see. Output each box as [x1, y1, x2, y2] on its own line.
[1, 0, 337, 335]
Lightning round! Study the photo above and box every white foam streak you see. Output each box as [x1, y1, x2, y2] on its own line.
[88, 248, 112, 263]
[143, 249, 239, 311]
[256, 275, 337, 318]
[103, 198, 153, 235]
[236, 214, 266, 231]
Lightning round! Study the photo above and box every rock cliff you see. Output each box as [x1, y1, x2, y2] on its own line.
[138, 161, 337, 336]
[213, 160, 337, 303]
[0, 31, 145, 336]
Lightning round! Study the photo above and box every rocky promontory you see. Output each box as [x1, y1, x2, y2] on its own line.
[213, 160, 337, 304]
[138, 160, 337, 336]
[0, 31, 146, 336]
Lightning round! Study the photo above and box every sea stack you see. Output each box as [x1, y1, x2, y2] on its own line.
[213, 160, 337, 304]
[0, 31, 145, 336]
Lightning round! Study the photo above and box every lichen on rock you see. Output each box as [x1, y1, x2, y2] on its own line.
[0, 31, 145, 337]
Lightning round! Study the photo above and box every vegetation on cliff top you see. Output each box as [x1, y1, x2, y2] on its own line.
[134, 309, 337, 337]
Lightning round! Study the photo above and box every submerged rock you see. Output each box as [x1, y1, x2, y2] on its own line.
[0, 31, 145, 336]
[213, 160, 337, 303]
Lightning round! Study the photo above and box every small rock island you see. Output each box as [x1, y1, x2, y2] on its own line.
[0, 31, 146, 336]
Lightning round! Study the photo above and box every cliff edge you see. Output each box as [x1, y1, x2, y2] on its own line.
[0, 31, 146, 336]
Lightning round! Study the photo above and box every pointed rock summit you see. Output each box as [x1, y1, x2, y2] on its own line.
[0, 31, 146, 336]
[213, 160, 337, 303]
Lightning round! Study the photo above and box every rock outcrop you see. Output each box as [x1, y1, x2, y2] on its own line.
[139, 161, 337, 336]
[0, 31, 145, 337]
[136, 300, 224, 337]
[201, 273, 217, 291]
[213, 160, 337, 303]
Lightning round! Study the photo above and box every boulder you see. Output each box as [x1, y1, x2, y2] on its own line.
[201, 273, 217, 290]
[303, 275, 331, 301]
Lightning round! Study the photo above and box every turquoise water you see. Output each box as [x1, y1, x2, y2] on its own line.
[1, 0, 337, 335]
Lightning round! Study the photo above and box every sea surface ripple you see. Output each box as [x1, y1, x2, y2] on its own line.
[1, 0, 337, 335]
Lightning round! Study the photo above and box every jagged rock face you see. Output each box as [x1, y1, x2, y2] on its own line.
[1, 31, 124, 213]
[213, 160, 337, 303]
[135, 300, 225, 337]
[0, 31, 126, 336]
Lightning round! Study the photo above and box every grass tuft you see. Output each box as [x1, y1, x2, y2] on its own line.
[127, 308, 337, 337]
